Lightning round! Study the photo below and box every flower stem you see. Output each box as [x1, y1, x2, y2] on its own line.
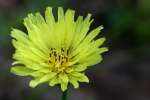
[62, 90, 68, 100]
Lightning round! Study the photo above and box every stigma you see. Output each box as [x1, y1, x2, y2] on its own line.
[48, 48, 69, 73]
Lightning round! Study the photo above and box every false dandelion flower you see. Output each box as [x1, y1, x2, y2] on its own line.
[10, 7, 108, 92]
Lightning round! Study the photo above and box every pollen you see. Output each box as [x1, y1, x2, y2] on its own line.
[48, 48, 69, 73]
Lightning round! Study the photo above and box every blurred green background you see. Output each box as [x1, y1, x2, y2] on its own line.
[0, 0, 150, 100]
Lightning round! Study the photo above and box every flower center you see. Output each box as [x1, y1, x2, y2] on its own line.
[48, 48, 69, 73]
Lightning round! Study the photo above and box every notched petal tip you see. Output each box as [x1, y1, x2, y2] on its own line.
[72, 82, 79, 88]
[94, 37, 106, 47]
[10, 27, 15, 32]
[29, 80, 38, 88]
[45, 6, 55, 25]
[85, 13, 92, 22]
[45, 6, 53, 17]
[66, 8, 75, 12]
[60, 82, 68, 91]
[79, 75, 89, 83]
[12, 61, 20, 66]
[99, 25, 104, 30]
[27, 13, 34, 19]
[46, 6, 52, 11]
[99, 47, 109, 54]
[58, 7, 64, 21]
[69, 79, 79, 88]
[58, 6, 63, 10]
[87, 13, 92, 18]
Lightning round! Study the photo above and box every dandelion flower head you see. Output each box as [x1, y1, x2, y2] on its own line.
[11, 7, 108, 91]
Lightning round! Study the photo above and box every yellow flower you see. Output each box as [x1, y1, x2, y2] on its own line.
[10, 7, 108, 91]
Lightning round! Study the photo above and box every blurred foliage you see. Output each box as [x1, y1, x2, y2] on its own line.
[106, 0, 150, 48]
[0, 0, 68, 35]
[0, 0, 149, 48]
[0, 0, 150, 99]
[0, 0, 68, 46]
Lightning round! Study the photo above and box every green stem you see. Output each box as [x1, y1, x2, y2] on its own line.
[62, 90, 68, 100]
